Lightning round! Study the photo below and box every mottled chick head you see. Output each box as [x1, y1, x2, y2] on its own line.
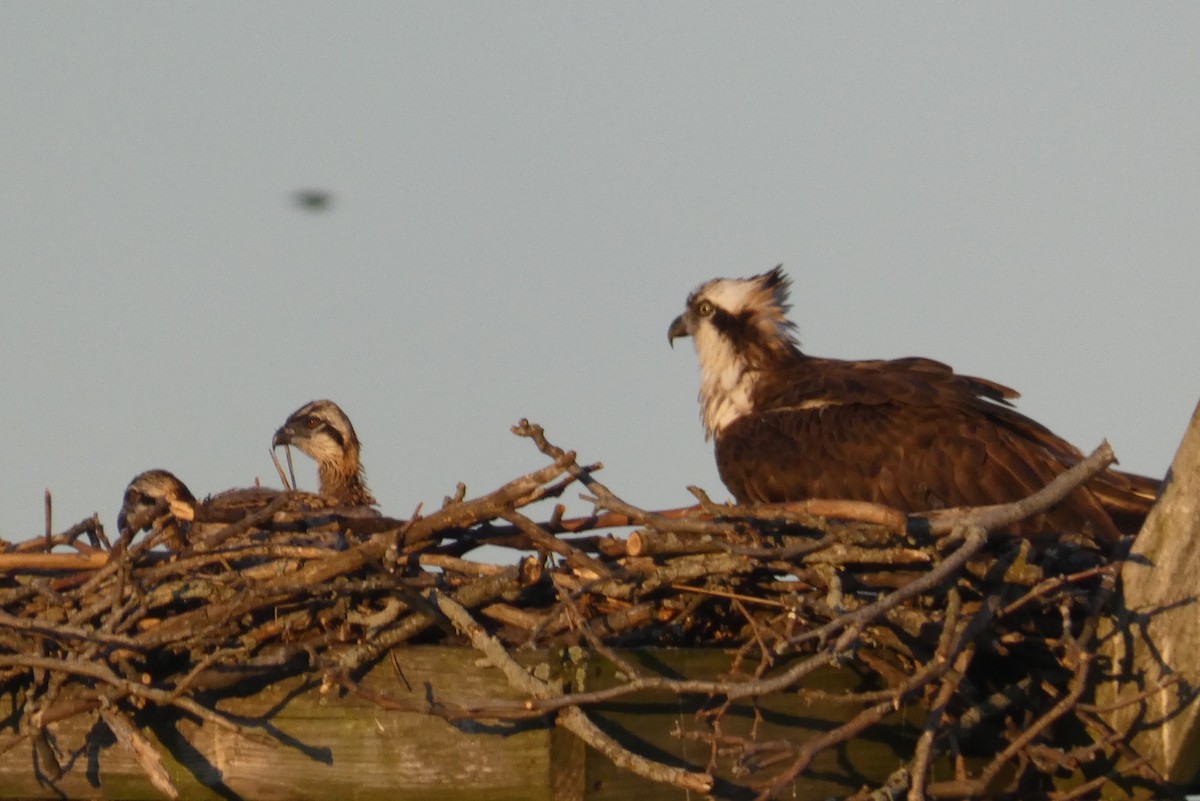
[272, 399, 362, 465]
[668, 265, 798, 356]
[118, 469, 197, 534]
[272, 399, 375, 505]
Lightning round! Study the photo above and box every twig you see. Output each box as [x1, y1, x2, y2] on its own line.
[100, 707, 179, 799]
[434, 589, 713, 794]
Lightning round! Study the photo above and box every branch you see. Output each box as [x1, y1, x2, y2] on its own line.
[433, 589, 713, 794]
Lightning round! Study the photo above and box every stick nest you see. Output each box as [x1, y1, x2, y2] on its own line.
[0, 421, 1162, 800]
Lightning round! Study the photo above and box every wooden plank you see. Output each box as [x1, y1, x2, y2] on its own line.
[4, 648, 557, 801]
[579, 648, 930, 801]
[0, 646, 941, 800]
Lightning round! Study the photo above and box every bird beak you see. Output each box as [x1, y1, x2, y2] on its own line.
[667, 314, 691, 348]
[272, 425, 292, 448]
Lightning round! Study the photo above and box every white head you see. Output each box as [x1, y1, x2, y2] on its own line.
[668, 266, 800, 437]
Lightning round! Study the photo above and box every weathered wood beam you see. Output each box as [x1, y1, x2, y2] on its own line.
[1100, 398, 1200, 788]
[0, 647, 944, 801]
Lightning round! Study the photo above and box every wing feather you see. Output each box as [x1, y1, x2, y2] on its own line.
[713, 355, 1152, 538]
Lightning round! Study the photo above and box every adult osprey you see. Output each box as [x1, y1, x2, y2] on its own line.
[272, 399, 378, 508]
[667, 266, 1159, 540]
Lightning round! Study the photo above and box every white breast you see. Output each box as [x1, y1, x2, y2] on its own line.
[693, 324, 756, 439]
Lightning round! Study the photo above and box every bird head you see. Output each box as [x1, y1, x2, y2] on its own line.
[118, 469, 197, 535]
[668, 266, 801, 437]
[669, 265, 799, 361]
[272, 399, 362, 467]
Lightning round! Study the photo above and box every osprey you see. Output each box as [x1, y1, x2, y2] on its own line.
[667, 266, 1159, 539]
[118, 469, 198, 549]
[272, 399, 378, 508]
[118, 469, 338, 548]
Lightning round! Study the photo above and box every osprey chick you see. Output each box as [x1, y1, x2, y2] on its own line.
[118, 469, 198, 549]
[668, 266, 1159, 539]
[119, 469, 344, 550]
[272, 399, 378, 507]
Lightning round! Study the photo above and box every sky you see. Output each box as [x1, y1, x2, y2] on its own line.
[2, 4, 1198, 544]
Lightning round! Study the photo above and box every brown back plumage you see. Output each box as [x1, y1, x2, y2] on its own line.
[669, 267, 1160, 540]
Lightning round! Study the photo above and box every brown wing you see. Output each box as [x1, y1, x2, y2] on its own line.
[716, 357, 1150, 539]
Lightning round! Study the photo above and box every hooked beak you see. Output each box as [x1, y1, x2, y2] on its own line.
[667, 314, 691, 348]
[272, 425, 293, 449]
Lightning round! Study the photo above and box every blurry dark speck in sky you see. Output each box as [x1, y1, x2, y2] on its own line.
[293, 190, 333, 212]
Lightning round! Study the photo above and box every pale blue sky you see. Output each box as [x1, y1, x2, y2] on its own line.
[2, 4, 1198, 541]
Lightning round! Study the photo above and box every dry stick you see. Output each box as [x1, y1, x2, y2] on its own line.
[197, 492, 294, 550]
[43, 490, 52, 551]
[414, 527, 989, 721]
[100, 706, 179, 800]
[753, 593, 998, 801]
[0, 730, 30, 762]
[534, 599, 654, 648]
[786, 526, 987, 656]
[500, 510, 611, 579]
[9, 654, 270, 743]
[731, 597, 775, 676]
[968, 647, 1092, 796]
[560, 591, 644, 680]
[270, 445, 293, 490]
[404, 538, 968, 725]
[128, 463, 530, 649]
[1077, 672, 1184, 716]
[11, 515, 105, 554]
[512, 419, 733, 537]
[526, 426, 1110, 545]
[403, 494, 1060, 786]
[0, 551, 109, 572]
[417, 553, 508, 577]
[396, 450, 577, 548]
[334, 671, 547, 721]
[0, 610, 142, 649]
[1000, 564, 1111, 618]
[433, 589, 714, 794]
[168, 647, 250, 700]
[794, 442, 1117, 654]
[586, 551, 754, 601]
[513, 419, 902, 537]
[670, 584, 787, 610]
[931, 530, 1122, 798]
[1048, 770, 1132, 801]
[89, 512, 110, 551]
[483, 504, 706, 540]
[0, 432, 1127, 793]
[328, 567, 530, 672]
[1072, 707, 1166, 784]
[690, 490, 907, 534]
[908, 643, 974, 800]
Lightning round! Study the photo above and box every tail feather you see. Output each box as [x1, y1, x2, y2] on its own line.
[1090, 468, 1162, 535]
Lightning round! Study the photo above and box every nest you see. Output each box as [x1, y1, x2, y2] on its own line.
[0, 421, 1164, 800]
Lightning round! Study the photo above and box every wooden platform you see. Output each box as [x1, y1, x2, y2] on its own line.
[0, 646, 935, 801]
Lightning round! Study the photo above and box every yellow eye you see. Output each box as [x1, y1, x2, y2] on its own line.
[697, 300, 714, 316]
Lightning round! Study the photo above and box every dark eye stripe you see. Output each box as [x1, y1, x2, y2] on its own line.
[709, 307, 755, 341]
[321, 423, 346, 448]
